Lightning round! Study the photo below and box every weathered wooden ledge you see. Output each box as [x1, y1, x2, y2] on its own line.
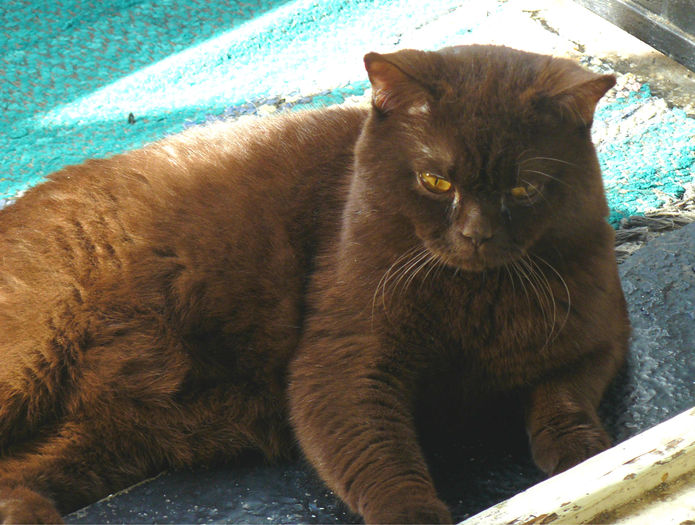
[461, 407, 695, 524]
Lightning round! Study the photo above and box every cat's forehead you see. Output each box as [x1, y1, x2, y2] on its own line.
[410, 104, 531, 170]
[439, 44, 549, 85]
[414, 140, 455, 167]
[430, 46, 565, 120]
[376, 45, 604, 175]
[410, 130, 523, 187]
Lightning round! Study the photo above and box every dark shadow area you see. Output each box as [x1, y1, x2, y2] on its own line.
[65, 403, 542, 524]
[420, 396, 546, 522]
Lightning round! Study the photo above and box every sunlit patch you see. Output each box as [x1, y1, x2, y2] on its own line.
[34, 0, 470, 129]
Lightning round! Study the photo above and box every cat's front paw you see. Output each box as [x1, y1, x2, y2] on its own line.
[0, 485, 63, 524]
[530, 414, 611, 475]
[362, 494, 452, 524]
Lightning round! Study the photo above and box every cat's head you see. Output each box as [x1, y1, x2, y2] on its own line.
[354, 45, 615, 272]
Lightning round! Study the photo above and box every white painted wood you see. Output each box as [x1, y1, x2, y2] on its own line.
[610, 469, 695, 525]
[461, 407, 695, 524]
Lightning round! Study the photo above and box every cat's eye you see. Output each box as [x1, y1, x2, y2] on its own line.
[417, 172, 452, 194]
[509, 183, 541, 202]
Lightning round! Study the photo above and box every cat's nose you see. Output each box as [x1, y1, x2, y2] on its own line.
[458, 205, 495, 247]
[459, 227, 494, 248]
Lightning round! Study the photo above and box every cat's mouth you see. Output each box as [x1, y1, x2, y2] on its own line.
[451, 252, 501, 272]
[429, 240, 522, 273]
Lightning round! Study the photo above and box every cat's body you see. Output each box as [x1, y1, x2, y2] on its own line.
[0, 45, 629, 523]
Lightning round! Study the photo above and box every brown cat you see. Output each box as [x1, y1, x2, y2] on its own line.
[0, 45, 629, 524]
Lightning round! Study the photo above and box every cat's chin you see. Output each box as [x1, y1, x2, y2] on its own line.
[456, 260, 503, 273]
[425, 239, 522, 274]
[437, 242, 529, 273]
[440, 252, 509, 274]
[458, 260, 494, 273]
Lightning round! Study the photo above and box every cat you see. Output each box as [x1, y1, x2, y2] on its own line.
[0, 44, 629, 524]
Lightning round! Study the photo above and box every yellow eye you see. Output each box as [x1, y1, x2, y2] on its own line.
[418, 172, 452, 193]
[510, 186, 530, 198]
[510, 184, 540, 200]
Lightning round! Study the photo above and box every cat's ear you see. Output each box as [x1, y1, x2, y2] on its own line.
[531, 64, 616, 126]
[364, 51, 430, 114]
[550, 73, 616, 126]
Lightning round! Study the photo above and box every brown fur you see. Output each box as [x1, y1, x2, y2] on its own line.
[0, 45, 629, 523]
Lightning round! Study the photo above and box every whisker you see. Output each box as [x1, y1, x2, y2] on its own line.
[515, 148, 533, 163]
[373, 248, 417, 303]
[510, 260, 532, 309]
[434, 257, 448, 282]
[420, 252, 444, 291]
[519, 169, 569, 187]
[523, 255, 557, 347]
[503, 262, 517, 296]
[528, 256, 556, 315]
[519, 156, 577, 167]
[530, 253, 572, 339]
[371, 246, 423, 325]
[517, 257, 553, 341]
[392, 249, 430, 290]
[403, 251, 438, 295]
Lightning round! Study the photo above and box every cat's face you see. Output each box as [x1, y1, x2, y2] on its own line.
[357, 45, 615, 272]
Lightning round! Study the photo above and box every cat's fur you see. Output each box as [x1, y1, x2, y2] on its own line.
[0, 45, 628, 523]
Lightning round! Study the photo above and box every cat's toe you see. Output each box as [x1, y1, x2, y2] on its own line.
[363, 495, 452, 524]
[0, 486, 63, 524]
[530, 419, 611, 476]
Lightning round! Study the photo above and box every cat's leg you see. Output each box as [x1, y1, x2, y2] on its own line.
[0, 368, 53, 450]
[289, 334, 452, 524]
[0, 333, 71, 450]
[0, 405, 199, 523]
[0, 337, 191, 524]
[0, 388, 290, 523]
[0, 420, 119, 523]
[0, 346, 292, 524]
[0, 486, 63, 524]
[525, 345, 625, 475]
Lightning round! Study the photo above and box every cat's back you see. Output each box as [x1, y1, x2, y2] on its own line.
[2, 104, 367, 238]
[0, 105, 367, 348]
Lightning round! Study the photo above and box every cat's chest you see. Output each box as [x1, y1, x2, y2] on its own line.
[384, 272, 568, 389]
